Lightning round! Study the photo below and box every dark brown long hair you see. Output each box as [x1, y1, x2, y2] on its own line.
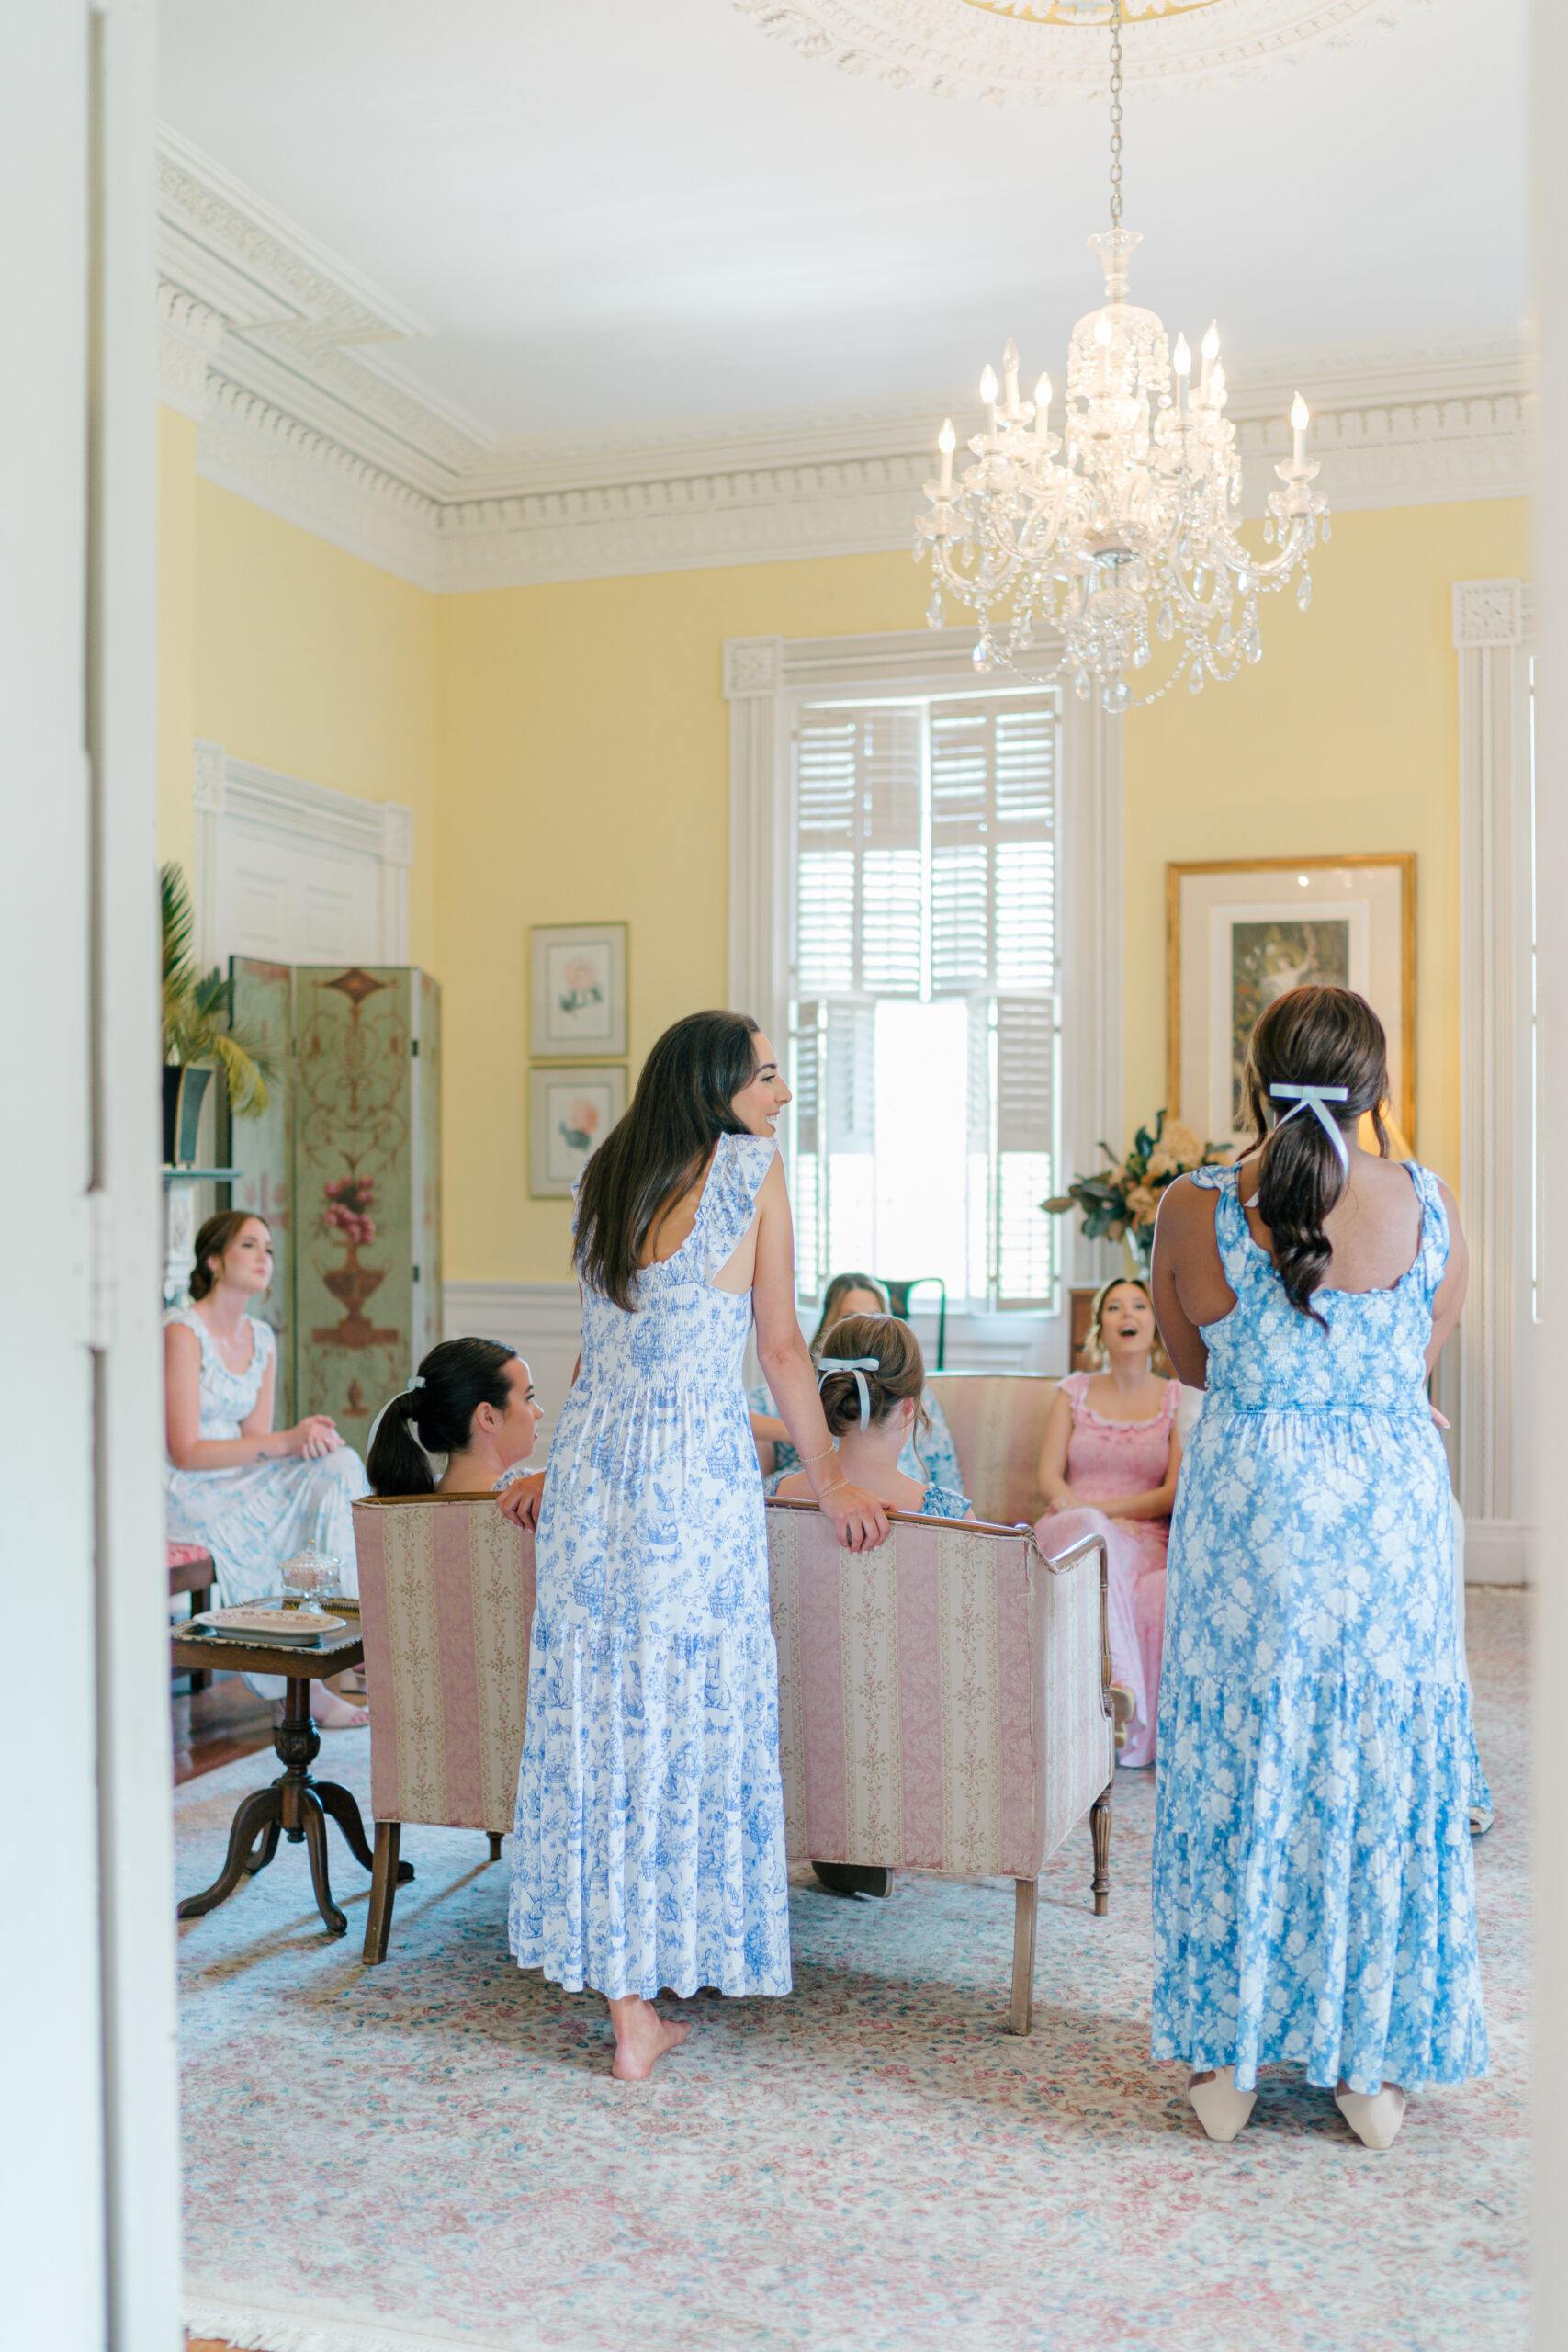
[1242, 984, 1390, 1325]
[189, 1210, 270, 1301]
[574, 1010, 761, 1311]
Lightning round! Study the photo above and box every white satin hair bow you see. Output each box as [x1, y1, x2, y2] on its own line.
[818, 1356, 881, 1430]
[1269, 1081, 1351, 1170]
[366, 1372, 425, 1457]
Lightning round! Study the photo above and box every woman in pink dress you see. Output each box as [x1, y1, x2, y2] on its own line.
[1034, 1278, 1182, 1768]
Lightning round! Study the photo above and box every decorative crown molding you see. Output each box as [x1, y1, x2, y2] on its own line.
[158, 124, 1530, 597]
[729, 0, 1435, 107]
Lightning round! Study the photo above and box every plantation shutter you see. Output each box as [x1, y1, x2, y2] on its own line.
[995, 996, 1056, 1308]
[795, 706, 922, 997]
[930, 695, 1057, 994]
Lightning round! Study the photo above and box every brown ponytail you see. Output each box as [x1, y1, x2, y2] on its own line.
[1241, 985, 1390, 1326]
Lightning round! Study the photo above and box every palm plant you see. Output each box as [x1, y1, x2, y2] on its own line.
[161, 863, 275, 1115]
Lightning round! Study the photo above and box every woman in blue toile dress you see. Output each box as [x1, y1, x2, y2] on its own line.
[1150, 985, 1489, 2152]
[502, 1012, 890, 2081]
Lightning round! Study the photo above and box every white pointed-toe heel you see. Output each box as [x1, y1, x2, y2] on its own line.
[1335, 2085, 1406, 2150]
[1187, 2065, 1257, 2143]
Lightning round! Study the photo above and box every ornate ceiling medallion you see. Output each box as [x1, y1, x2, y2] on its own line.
[733, 0, 1430, 104]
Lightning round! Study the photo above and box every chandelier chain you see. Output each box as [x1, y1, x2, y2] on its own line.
[1108, 0, 1123, 229]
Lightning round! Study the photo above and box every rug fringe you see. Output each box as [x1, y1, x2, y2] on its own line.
[184, 2297, 525, 2352]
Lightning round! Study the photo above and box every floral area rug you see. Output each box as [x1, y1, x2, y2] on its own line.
[178, 1590, 1528, 2352]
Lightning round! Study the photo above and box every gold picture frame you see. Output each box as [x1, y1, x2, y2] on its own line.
[1166, 854, 1416, 1150]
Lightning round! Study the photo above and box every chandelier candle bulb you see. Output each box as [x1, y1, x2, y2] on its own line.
[980, 362, 998, 440]
[1291, 391, 1309, 469]
[1034, 374, 1052, 439]
[1173, 334, 1191, 413]
[1003, 338, 1021, 411]
[1201, 321, 1219, 392]
[938, 418, 955, 498]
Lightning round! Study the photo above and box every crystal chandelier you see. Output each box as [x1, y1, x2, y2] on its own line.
[915, 0, 1329, 713]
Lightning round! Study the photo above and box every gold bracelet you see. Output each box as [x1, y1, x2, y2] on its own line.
[797, 1441, 838, 1469]
[818, 1475, 850, 1501]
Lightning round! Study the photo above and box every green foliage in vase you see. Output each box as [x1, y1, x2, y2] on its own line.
[161, 863, 276, 1117]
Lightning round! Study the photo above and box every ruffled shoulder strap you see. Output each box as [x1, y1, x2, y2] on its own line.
[1058, 1369, 1089, 1419]
[698, 1132, 777, 1283]
[1406, 1161, 1450, 1295]
[249, 1313, 276, 1365]
[1187, 1162, 1251, 1291]
[162, 1300, 209, 1346]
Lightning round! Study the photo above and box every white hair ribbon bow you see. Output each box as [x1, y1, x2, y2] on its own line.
[1269, 1082, 1351, 1171]
[818, 1355, 881, 1432]
[366, 1373, 425, 1458]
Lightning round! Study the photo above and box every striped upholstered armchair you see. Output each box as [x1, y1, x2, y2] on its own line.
[766, 1496, 1115, 2034]
[352, 1495, 536, 1964]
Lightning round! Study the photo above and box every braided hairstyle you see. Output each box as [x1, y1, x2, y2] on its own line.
[367, 1338, 519, 1496]
[815, 1313, 929, 1440]
[1241, 984, 1390, 1326]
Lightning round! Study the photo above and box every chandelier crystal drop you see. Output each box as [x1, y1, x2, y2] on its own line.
[914, 0, 1328, 714]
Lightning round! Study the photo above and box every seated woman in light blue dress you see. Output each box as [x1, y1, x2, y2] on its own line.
[164, 1209, 369, 1726]
[1150, 985, 1489, 2154]
[367, 1337, 544, 1498]
[774, 1311, 973, 1898]
[749, 1270, 964, 1496]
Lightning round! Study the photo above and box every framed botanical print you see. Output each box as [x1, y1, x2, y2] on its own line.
[529, 1064, 626, 1199]
[530, 923, 627, 1059]
[1167, 854, 1416, 1151]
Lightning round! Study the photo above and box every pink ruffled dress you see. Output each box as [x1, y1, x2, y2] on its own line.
[1034, 1372, 1179, 1769]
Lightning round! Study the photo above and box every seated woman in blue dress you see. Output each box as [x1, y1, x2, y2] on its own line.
[164, 1209, 369, 1726]
[367, 1338, 544, 1498]
[775, 1312, 973, 1897]
[750, 1271, 964, 1495]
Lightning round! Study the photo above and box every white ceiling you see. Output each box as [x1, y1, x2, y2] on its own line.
[157, 0, 1527, 440]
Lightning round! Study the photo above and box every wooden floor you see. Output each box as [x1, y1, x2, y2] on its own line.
[172, 1668, 276, 1784]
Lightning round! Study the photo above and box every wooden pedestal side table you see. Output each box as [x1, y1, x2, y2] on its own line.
[170, 1623, 413, 1937]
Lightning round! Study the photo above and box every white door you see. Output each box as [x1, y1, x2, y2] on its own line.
[216, 813, 384, 964]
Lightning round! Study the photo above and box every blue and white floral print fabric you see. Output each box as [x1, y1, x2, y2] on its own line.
[510, 1132, 793, 2002]
[918, 1481, 975, 1521]
[1151, 1162, 1489, 2095]
[162, 1303, 368, 1606]
[750, 1380, 964, 1498]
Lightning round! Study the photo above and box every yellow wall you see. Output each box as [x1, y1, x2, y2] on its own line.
[158, 404, 1527, 1279]
[435, 557, 921, 1282]
[157, 409, 441, 962]
[1123, 499, 1529, 1190]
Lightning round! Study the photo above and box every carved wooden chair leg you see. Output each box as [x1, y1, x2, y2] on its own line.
[299, 1792, 348, 1936]
[178, 1784, 282, 1919]
[1008, 1876, 1039, 2036]
[363, 1822, 403, 1964]
[1090, 1783, 1112, 1917]
[488, 1832, 503, 1862]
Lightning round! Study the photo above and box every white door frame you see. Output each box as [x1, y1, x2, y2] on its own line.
[1, 6, 182, 2347]
[192, 737, 413, 965]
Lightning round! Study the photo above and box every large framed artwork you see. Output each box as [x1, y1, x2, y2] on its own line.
[1167, 854, 1416, 1152]
[530, 923, 627, 1059]
[529, 1065, 627, 1199]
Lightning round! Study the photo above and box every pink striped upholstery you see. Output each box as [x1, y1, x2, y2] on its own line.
[767, 1498, 1113, 1881]
[353, 1497, 536, 1835]
[925, 1373, 1061, 1528]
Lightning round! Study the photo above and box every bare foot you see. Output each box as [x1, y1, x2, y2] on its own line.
[607, 1995, 691, 2081]
[310, 1680, 368, 1730]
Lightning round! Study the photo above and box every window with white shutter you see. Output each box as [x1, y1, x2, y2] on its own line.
[788, 689, 1061, 1311]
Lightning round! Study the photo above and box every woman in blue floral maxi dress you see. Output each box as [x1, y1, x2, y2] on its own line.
[1150, 985, 1489, 2150]
[505, 1012, 889, 2080]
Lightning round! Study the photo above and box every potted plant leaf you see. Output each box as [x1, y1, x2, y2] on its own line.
[161, 864, 276, 1163]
